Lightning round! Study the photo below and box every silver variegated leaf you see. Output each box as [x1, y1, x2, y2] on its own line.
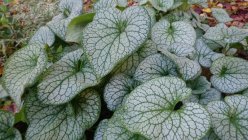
[0, 110, 22, 140]
[94, 119, 109, 140]
[3, 45, 47, 109]
[150, 0, 174, 12]
[94, 0, 117, 11]
[47, 0, 82, 40]
[210, 57, 248, 94]
[207, 95, 248, 140]
[185, 88, 222, 106]
[104, 74, 138, 111]
[201, 129, 220, 140]
[196, 38, 224, 68]
[211, 8, 232, 23]
[204, 23, 248, 43]
[161, 50, 202, 80]
[123, 77, 211, 140]
[152, 19, 196, 49]
[134, 53, 177, 83]
[38, 49, 99, 105]
[243, 89, 248, 97]
[29, 26, 55, 47]
[187, 76, 211, 95]
[25, 89, 101, 140]
[83, 7, 150, 77]
[0, 83, 8, 98]
[134, 0, 148, 5]
[168, 43, 196, 58]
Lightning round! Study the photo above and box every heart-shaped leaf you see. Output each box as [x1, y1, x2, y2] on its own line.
[187, 76, 211, 95]
[123, 77, 211, 140]
[152, 19, 196, 49]
[195, 38, 224, 68]
[104, 74, 138, 111]
[150, 0, 174, 12]
[82, 6, 151, 77]
[0, 110, 22, 140]
[211, 8, 232, 23]
[134, 54, 177, 83]
[47, 0, 83, 40]
[25, 89, 101, 140]
[185, 88, 222, 106]
[37, 49, 99, 105]
[29, 26, 55, 47]
[3, 45, 47, 108]
[207, 95, 248, 140]
[210, 57, 248, 94]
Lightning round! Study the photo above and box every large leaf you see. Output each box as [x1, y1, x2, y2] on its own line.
[210, 57, 248, 94]
[104, 74, 138, 111]
[29, 26, 55, 47]
[211, 8, 232, 23]
[207, 95, 248, 140]
[195, 38, 224, 68]
[187, 76, 211, 95]
[185, 88, 222, 106]
[37, 49, 99, 105]
[47, 0, 83, 40]
[123, 77, 211, 140]
[134, 53, 177, 83]
[82, 7, 151, 77]
[150, 0, 174, 12]
[25, 89, 101, 140]
[204, 23, 248, 44]
[152, 19, 196, 49]
[0, 110, 22, 140]
[66, 13, 95, 43]
[2, 45, 47, 108]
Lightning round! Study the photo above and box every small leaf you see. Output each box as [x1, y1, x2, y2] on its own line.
[25, 89, 101, 140]
[201, 129, 220, 140]
[66, 13, 95, 43]
[3, 45, 47, 109]
[134, 54, 177, 83]
[211, 8, 232, 23]
[82, 7, 151, 77]
[195, 38, 224, 68]
[0, 83, 8, 99]
[210, 57, 248, 94]
[150, 0, 174, 12]
[152, 19, 196, 49]
[123, 77, 211, 140]
[29, 26, 55, 47]
[187, 76, 211, 95]
[161, 50, 202, 80]
[185, 88, 222, 106]
[207, 95, 248, 140]
[37, 49, 99, 105]
[104, 74, 138, 111]
[47, 0, 83, 40]
[0, 110, 22, 140]
[204, 23, 248, 44]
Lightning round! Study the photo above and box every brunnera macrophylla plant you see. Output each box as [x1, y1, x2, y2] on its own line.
[0, 0, 248, 139]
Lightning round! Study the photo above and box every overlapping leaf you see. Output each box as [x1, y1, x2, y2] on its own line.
[47, 0, 83, 40]
[0, 83, 8, 98]
[204, 23, 248, 44]
[83, 7, 150, 77]
[167, 43, 196, 58]
[38, 49, 99, 105]
[94, 119, 109, 140]
[134, 54, 177, 83]
[29, 26, 55, 47]
[201, 129, 220, 140]
[152, 19, 196, 49]
[207, 95, 248, 140]
[210, 57, 248, 93]
[0, 110, 22, 140]
[187, 76, 211, 95]
[25, 89, 101, 140]
[3, 45, 47, 108]
[195, 38, 224, 68]
[123, 77, 210, 140]
[150, 0, 174, 12]
[104, 74, 138, 111]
